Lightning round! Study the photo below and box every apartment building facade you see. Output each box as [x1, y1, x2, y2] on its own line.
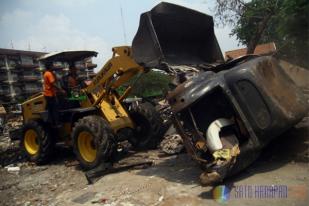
[0, 48, 96, 107]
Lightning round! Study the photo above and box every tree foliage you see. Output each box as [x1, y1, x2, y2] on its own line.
[231, 0, 280, 54]
[213, 0, 246, 27]
[214, 0, 309, 67]
[275, 0, 309, 67]
[117, 70, 171, 98]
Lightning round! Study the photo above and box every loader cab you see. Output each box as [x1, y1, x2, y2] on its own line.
[38, 50, 98, 109]
[21, 50, 98, 131]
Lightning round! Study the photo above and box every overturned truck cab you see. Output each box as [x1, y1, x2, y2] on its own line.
[167, 57, 308, 184]
[132, 2, 308, 185]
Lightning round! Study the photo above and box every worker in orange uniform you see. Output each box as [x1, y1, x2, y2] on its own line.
[43, 61, 65, 127]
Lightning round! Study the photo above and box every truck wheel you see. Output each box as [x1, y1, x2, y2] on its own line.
[21, 121, 54, 164]
[129, 102, 164, 149]
[72, 115, 115, 170]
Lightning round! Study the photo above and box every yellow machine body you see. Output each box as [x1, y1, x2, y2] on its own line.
[22, 46, 145, 139]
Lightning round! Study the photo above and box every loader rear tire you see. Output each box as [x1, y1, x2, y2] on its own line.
[21, 121, 54, 165]
[72, 115, 115, 170]
[129, 102, 164, 149]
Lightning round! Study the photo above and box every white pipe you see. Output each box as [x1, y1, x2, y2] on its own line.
[206, 118, 233, 152]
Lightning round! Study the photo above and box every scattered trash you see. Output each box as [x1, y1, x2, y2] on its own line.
[91, 198, 108, 204]
[212, 149, 231, 160]
[0, 142, 24, 167]
[160, 134, 184, 155]
[0, 114, 23, 156]
[4, 115, 23, 133]
[5, 166, 20, 174]
[65, 160, 79, 167]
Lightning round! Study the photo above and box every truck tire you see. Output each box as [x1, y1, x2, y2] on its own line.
[129, 102, 164, 149]
[72, 115, 115, 170]
[21, 121, 54, 164]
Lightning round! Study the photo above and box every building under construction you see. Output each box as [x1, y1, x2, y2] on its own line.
[0, 48, 96, 107]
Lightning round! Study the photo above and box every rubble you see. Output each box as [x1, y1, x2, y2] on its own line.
[157, 99, 172, 126]
[0, 128, 308, 206]
[160, 134, 184, 155]
[5, 166, 20, 174]
[0, 135, 11, 151]
[4, 115, 23, 135]
[0, 114, 24, 167]
[0, 115, 23, 142]
[0, 105, 5, 135]
[159, 123, 185, 155]
[0, 128, 23, 165]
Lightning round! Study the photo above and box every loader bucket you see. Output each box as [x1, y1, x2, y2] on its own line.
[132, 2, 224, 68]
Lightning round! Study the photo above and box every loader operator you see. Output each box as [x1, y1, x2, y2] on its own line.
[61, 63, 82, 108]
[43, 62, 64, 127]
[62, 63, 80, 94]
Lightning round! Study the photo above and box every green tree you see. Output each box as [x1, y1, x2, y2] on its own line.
[214, 0, 309, 67]
[275, 0, 309, 67]
[214, 0, 280, 54]
[117, 70, 171, 98]
[231, 0, 281, 54]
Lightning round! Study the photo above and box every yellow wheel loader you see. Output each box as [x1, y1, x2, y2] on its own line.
[21, 47, 164, 170]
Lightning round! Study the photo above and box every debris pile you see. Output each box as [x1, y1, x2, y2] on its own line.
[5, 115, 23, 132]
[0, 115, 24, 167]
[0, 104, 6, 136]
[0, 135, 11, 151]
[157, 99, 172, 125]
[4, 165, 20, 175]
[160, 134, 184, 155]
[0, 141, 23, 167]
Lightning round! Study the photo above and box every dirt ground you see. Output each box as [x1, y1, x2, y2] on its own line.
[0, 115, 308, 206]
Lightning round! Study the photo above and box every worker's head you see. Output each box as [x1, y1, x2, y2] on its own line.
[69, 63, 77, 75]
[44, 61, 53, 71]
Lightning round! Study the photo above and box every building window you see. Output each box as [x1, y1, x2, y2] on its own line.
[21, 55, 34, 65]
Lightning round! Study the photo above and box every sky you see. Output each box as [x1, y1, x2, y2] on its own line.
[0, 0, 242, 71]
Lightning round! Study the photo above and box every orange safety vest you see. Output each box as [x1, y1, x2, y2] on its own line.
[43, 71, 56, 97]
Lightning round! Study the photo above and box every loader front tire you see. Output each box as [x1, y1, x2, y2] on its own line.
[72, 115, 115, 170]
[21, 121, 54, 164]
[129, 102, 164, 149]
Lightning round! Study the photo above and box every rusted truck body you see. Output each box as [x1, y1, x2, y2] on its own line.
[167, 56, 307, 184]
[132, 2, 308, 184]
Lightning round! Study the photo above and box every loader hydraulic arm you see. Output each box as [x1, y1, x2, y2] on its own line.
[84, 46, 145, 106]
